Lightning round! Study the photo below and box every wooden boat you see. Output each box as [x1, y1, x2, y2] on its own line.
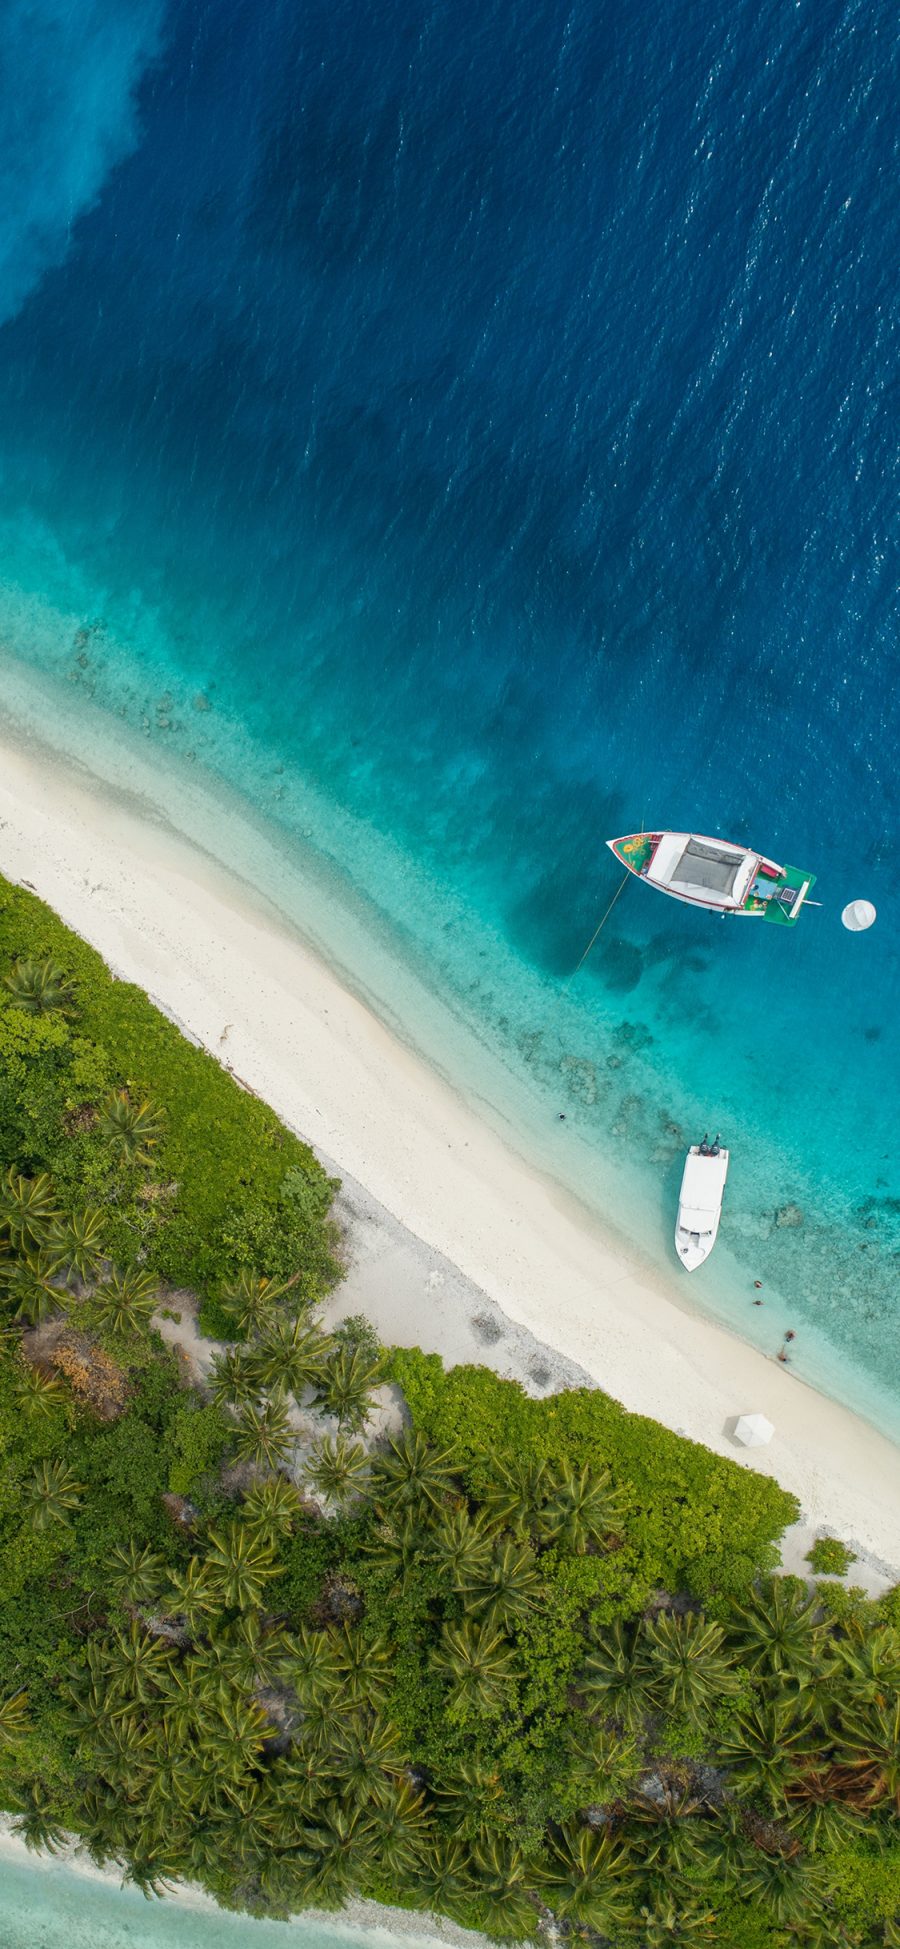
[675, 1139, 729, 1270]
[607, 831, 815, 925]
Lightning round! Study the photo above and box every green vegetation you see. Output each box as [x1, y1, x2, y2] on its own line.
[0, 880, 341, 1304]
[806, 1535, 857, 1577]
[0, 878, 898, 1946]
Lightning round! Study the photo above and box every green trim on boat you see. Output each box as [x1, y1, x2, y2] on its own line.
[754, 863, 816, 926]
[615, 832, 655, 873]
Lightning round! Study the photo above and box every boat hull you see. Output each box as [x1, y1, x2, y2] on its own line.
[607, 832, 815, 924]
[675, 1144, 730, 1271]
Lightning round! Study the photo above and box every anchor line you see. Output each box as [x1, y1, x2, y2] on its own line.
[564, 872, 631, 992]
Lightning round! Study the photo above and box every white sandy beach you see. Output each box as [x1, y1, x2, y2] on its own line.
[0, 1818, 487, 1949]
[0, 726, 897, 1582]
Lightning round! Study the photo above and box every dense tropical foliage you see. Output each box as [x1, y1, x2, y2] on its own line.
[0, 878, 897, 1947]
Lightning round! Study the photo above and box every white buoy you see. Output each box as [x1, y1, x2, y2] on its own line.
[842, 899, 876, 932]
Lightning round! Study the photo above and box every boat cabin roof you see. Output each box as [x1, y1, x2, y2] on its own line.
[648, 834, 757, 907]
[679, 1149, 728, 1218]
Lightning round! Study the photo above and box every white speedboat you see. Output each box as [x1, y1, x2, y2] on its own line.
[675, 1137, 729, 1270]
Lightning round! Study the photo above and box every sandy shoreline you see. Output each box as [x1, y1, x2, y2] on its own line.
[0, 1820, 486, 1947]
[0, 726, 897, 1579]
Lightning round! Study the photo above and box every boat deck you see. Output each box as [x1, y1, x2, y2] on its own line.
[614, 831, 656, 874]
[747, 861, 816, 926]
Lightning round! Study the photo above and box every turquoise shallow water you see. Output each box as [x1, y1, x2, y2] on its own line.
[0, 1856, 451, 1949]
[0, 0, 898, 1438]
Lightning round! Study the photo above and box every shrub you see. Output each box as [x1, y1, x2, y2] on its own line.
[0, 878, 341, 1301]
[266, 1525, 342, 1621]
[332, 1312, 382, 1361]
[825, 1841, 900, 1931]
[805, 1534, 856, 1576]
[875, 1583, 900, 1629]
[167, 1399, 233, 1496]
[389, 1349, 797, 1612]
[815, 1580, 872, 1627]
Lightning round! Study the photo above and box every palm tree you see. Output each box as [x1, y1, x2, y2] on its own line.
[639, 1609, 742, 1726]
[364, 1507, 425, 1588]
[314, 1342, 381, 1430]
[253, 1847, 321, 1912]
[205, 1610, 292, 1691]
[210, 1786, 290, 1865]
[232, 1394, 295, 1470]
[3, 955, 77, 1015]
[281, 1622, 343, 1704]
[97, 1089, 165, 1168]
[84, 1719, 153, 1799]
[477, 1453, 553, 1538]
[369, 1781, 431, 1878]
[123, 1852, 182, 1899]
[218, 1267, 294, 1339]
[562, 1716, 641, 1808]
[470, 1833, 538, 1939]
[88, 1265, 160, 1335]
[241, 1473, 303, 1540]
[580, 1620, 654, 1729]
[4, 1251, 64, 1326]
[623, 1887, 720, 1945]
[626, 1785, 707, 1875]
[718, 1699, 817, 1811]
[743, 1849, 828, 1928]
[784, 1791, 865, 1853]
[312, 1797, 380, 1886]
[204, 1522, 279, 1610]
[539, 1823, 636, 1928]
[252, 1312, 331, 1398]
[24, 1456, 84, 1529]
[99, 1620, 177, 1706]
[331, 1624, 394, 1708]
[417, 1836, 475, 1915]
[537, 1459, 627, 1550]
[372, 1427, 458, 1511]
[0, 1687, 28, 1745]
[208, 1346, 260, 1410]
[295, 1690, 352, 1754]
[433, 1619, 518, 1717]
[9, 1782, 67, 1854]
[429, 1503, 493, 1587]
[157, 1657, 215, 1742]
[466, 1535, 542, 1631]
[726, 1578, 822, 1678]
[47, 1206, 107, 1285]
[164, 1555, 221, 1635]
[431, 1757, 506, 1836]
[195, 1691, 270, 1782]
[108, 1539, 168, 1610]
[13, 1359, 68, 1417]
[835, 1623, 900, 1702]
[838, 1694, 900, 1813]
[676, 1801, 751, 1887]
[307, 1431, 371, 1506]
[0, 1168, 59, 1250]
[331, 1715, 407, 1805]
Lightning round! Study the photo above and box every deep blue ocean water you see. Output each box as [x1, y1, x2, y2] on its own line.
[0, 0, 898, 1433]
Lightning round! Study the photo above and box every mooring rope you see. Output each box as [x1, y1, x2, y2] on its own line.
[563, 871, 631, 992]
